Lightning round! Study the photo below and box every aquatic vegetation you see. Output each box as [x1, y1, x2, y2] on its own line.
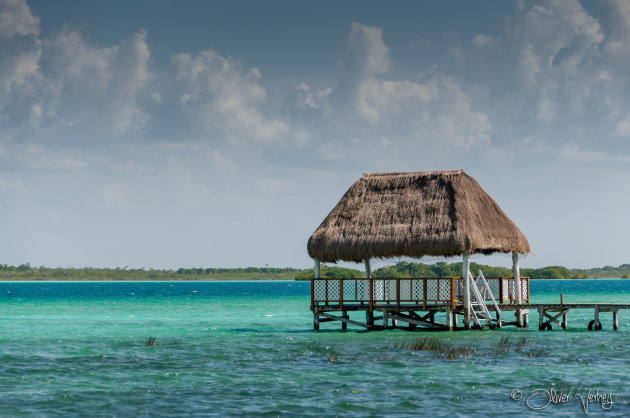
[395, 336, 540, 359]
[145, 337, 178, 346]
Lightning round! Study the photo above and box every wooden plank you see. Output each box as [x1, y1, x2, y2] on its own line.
[389, 313, 445, 329]
[319, 312, 369, 328]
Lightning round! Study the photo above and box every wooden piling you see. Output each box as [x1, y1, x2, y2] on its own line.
[366, 310, 374, 328]
[446, 307, 453, 331]
[562, 310, 568, 329]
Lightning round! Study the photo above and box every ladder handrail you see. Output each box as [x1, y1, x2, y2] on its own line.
[477, 270, 503, 321]
[469, 270, 492, 324]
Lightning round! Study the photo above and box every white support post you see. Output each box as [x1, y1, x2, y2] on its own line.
[512, 251, 521, 304]
[462, 252, 470, 329]
[364, 259, 371, 279]
[314, 258, 320, 279]
[512, 251, 522, 327]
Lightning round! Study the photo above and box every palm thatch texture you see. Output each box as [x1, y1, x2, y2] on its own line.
[307, 170, 529, 263]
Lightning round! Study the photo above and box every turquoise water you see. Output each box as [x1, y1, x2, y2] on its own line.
[1, 280, 630, 416]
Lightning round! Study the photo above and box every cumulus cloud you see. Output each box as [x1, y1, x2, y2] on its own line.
[0, 0, 40, 109]
[459, 0, 630, 155]
[339, 22, 391, 80]
[41, 26, 151, 132]
[599, 0, 630, 60]
[172, 50, 289, 144]
[0, 3, 152, 138]
[305, 22, 492, 161]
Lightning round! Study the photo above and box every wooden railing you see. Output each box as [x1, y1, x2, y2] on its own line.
[310, 277, 530, 311]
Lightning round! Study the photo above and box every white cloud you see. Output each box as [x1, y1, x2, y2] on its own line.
[599, 0, 630, 59]
[41, 26, 151, 133]
[339, 22, 391, 79]
[560, 143, 630, 163]
[472, 34, 492, 48]
[149, 92, 162, 103]
[0, 0, 41, 109]
[315, 22, 492, 158]
[294, 82, 330, 112]
[0, 0, 39, 39]
[451, 0, 630, 159]
[172, 50, 289, 144]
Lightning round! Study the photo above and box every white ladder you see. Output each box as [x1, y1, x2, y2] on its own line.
[468, 270, 502, 328]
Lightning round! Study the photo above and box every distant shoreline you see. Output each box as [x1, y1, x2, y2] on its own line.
[1, 262, 629, 281]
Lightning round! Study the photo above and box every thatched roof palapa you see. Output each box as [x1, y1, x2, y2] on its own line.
[307, 170, 530, 263]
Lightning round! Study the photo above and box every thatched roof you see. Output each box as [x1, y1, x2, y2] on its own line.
[307, 170, 530, 263]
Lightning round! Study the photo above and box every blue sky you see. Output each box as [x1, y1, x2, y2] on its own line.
[1, 0, 629, 270]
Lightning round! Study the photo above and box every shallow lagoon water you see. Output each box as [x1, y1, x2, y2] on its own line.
[1, 280, 630, 416]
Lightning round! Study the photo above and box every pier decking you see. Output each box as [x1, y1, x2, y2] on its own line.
[308, 277, 628, 331]
[310, 276, 529, 331]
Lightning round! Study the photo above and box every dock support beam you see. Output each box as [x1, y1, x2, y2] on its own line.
[446, 307, 453, 331]
[562, 310, 568, 329]
[513, 251, 522, 327]
[366, 310, 374, 328]
[588, 306, 602, 331]
[313, 258, 320, 330]
[613, 310, 619, 331]
[463, 252, 471, 329]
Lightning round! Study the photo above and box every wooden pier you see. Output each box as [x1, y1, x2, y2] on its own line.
[527, 303, 629, 331]
[308, 277, 628, 331]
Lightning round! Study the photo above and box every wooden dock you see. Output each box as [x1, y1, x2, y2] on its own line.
[307, 277, 629, 331]
[521, 303, 630, 331]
